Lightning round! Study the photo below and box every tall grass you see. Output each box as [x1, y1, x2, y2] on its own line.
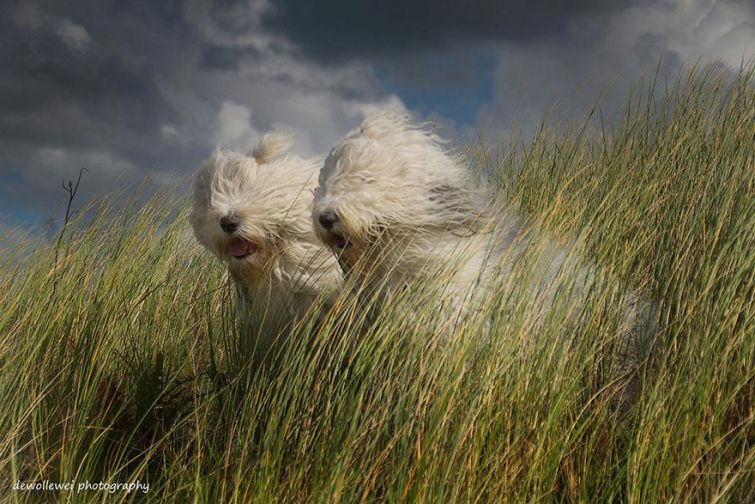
[1, 66, 753, 502]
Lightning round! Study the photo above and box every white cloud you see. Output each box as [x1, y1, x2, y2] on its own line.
[56, 19, 91, 51]
[160, 124, 180, 140]
[479, 0, 755, 132]
[12, 3, 92, 52]
[31, 147, 142, 189]
[175, 0, 406, 156]
[610, 0, 755, 69]
[182, 0, 279, 52]
[574, 0, 755, 73]
[213, 100, 262, 148]
[38, 147, 67, 166]
[161, 35, 405, 157]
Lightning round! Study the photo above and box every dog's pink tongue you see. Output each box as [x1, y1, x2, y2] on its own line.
[229, 240, 248, 257]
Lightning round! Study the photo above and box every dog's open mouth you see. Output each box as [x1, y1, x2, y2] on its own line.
[329, 233, 349, 250]
[228, 237, 256, 259]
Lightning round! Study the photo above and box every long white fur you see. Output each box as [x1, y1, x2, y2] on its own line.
[314, 111, 655, 405]
[191, 133, 342, 343]
[314, 112, 493, 300]
[314, 111, 513, 309]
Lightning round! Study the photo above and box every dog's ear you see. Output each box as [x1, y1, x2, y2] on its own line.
[250, 131, 294, 164]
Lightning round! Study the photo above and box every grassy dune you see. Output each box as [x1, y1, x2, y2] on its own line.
[1, 66, 753, 502]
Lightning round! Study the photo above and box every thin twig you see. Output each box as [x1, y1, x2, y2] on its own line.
[52, 167, 87, 294]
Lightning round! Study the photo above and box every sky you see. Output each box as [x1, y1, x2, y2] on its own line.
[1, 0, 753, 231]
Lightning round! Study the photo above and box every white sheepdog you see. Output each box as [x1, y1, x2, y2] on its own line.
[313, 111, 655, 404]
[313, 111, 507, 309]
[191, 132, 342, 344]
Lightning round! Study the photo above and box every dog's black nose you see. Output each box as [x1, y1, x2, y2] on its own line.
[318, 209, 338, 230]
[219, 214, 240, 234]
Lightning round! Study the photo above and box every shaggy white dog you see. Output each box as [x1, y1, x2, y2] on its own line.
[191, 133, 342, 344]
[314, 111, 655, 404]
[313, 111, 507, 309]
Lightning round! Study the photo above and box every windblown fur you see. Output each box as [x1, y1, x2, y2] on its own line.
[313, 111, 495, 302]
[191, 132, 342, 344]
[314, 111, 656, 405]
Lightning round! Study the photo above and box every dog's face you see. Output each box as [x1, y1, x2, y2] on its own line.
[190, 145, 306, 285]
[313, 112, 480, 270]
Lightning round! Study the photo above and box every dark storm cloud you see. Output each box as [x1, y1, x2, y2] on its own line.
[199, 44, 262, 70]
[0, 1, 191, 166]
[0, 0, 214, 228]
[0, 0, 238, 229]
[260, 0, 663, 126]
[264, 0, 636, 61]
[0, 0, 399, 227]
[1, 0, 752, 231]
